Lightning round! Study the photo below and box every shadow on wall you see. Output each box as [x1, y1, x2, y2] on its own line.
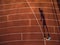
[57, 0, 60, 11]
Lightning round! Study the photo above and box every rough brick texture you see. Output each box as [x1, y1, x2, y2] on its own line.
[0, 0, 60, 45]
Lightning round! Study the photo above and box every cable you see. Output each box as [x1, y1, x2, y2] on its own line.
[51, 0, 60, 43]
[52, 0, 60, 30]
[39, 8, 51, 40]
[26, 0, 46, 41]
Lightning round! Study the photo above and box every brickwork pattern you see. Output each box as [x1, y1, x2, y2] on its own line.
[0, 0, 60, 45]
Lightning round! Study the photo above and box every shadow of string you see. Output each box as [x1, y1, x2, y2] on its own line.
[39, 8, 51, 40]
[57, 0, 60, 11]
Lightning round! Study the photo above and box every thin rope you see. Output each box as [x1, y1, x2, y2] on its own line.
[26, 0, 45, 40]
[51, 0, 60, 43]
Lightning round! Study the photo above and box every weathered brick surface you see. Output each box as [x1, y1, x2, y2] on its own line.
[0, 0, 60, 45]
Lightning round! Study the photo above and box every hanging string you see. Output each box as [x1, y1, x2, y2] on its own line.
[51, 0, 60, 33]
[51, 0, 60, 43]
[39, 8, 51, 40]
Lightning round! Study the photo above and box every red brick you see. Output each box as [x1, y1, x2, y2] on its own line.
[0, 41, 24, 45]
[0, 2, 29, 10]
[45, 14, 55, 19]
[31, 20, 43, 27]
[50, 34, 59, 40]
[54, 26, 60, 33]
[8, 14, 30, 20]
[0, 11, 6, 16]
[0, 26, 41, 34]
[0, 41, 44, 45]
[0, 34, 21, 42]
[58, 15, 60, 20]
[7, 20, 29, 26]
[0, 16, 7, 22]
[43, 8, 53, 13]
[23, 34, 43, 40]
[48, 27, 54, 33]
[0, 22, 8, 28]
[23, 41, 44, 45]
[46, 20, 57, 26]
[31, 20, 39, 25]
[14, 8, 32, 13]
[8, 13, 39, 21]
[35, 14, 41, 19]
[0, 5, 11, 10]
[46, 41, 60, 45]
[28, 14, 36, 19]
[28, 0, 51, 2]
[0, 29, 7, 35]
[0, 7, 32, 16]
[0, 0, 60, 45]
[0, 20, 29, 28]
[0, 0, 26, 4]
[29, 3, 40, 8]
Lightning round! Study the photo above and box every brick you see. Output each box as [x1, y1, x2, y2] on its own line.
[0, 41, 44, 45]
[5, 9, 18, 15]
[0, 34, 21, 42]
[48, 27, 54, 33]
[29, 3, 54, 8]
[23, 41, 44, 45]
[0, 7, 32, 16]
[0, 41, 24, 45]
[50, 34, 59, 40]
[58, 15, 60, 19]
[0, 16, 7, 22]
[43, 3, 52, 7]
[28, 26, 41, 32]
[46, 41, 60, 45]
[34, 13, 40, 19]
[0, 0, 60, 45]
[0, 0, 26, 4]
[23, 34, 43, 40]
[45, 14, 55, 19]
[15, 8, 32, 13]
[0, 11, 6, 16]
[29, 3, 40, 7]
[27, 0, 39, 2]
[0, 26, 41, 34]
[0, 29, 8, 35]
[43, 8, 53, 13]
[28, 0, 51, 2]
[0, 2, 29, 10]
[0, 0, 11, 4]
[0, 27, 28, 34]
[38, 0, 52, 2]
[28, 14, 36, 19]
[0, 5, 11, 10]
[31, 19, 42, 26]
[31, 20, 39, 25]
[41, 27, 54, 33]
[0, 10, 16, 16]
[46, 20, 57, 26]
[0, 22, 8, 28]
[54, 26, 60, 33]
[7, 20, 29, 27]
[0, 5, 3, 10]
[8, 14, 30, 20]
[0, 20, 29, 28]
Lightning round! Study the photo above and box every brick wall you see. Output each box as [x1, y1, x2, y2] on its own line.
[0, 0, 60, 45]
